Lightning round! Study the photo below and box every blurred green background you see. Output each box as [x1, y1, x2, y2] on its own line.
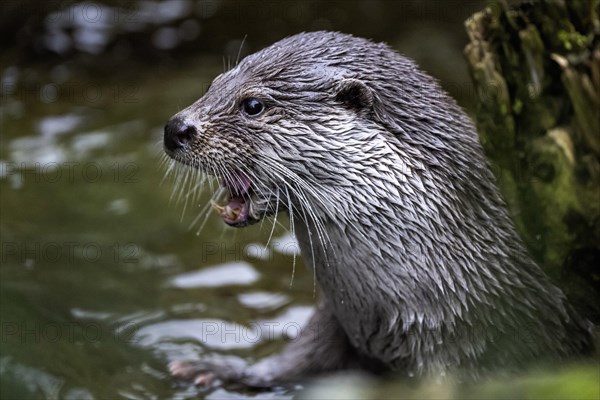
[0, 1, 597, 399]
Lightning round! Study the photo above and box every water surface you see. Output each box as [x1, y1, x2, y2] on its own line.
[1, 60, 315, 399]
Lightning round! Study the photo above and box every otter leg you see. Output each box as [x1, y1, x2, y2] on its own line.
[170, 300, 353, 388]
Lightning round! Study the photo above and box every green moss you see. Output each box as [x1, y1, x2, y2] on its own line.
[465, 0, 600, 320]
[464, 365, 600, 400]
[513, 98, 523, 114]
[557, 30, 589, 51]
[302, 364, 600, 400]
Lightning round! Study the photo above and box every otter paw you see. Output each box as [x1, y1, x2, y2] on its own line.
[193, 371, 217, 386]
[169, 360, 220, 387]
[169, 360, 198, 380]
[169, 356, 250, 387]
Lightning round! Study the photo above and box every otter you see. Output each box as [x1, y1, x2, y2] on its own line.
[163, 31, 594, 387]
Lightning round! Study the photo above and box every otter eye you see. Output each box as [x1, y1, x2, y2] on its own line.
[241, 98, 264, 117]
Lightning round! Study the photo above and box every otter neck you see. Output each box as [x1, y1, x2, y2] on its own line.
[289, 163, 570, 372]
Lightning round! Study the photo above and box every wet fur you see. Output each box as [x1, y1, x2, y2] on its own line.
[164, 31, 594, 386]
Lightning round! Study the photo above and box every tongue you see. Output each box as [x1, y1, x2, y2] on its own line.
[223, 173, 251, 197]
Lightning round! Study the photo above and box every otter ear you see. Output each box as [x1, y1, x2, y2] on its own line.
[335, 78, 373, 112]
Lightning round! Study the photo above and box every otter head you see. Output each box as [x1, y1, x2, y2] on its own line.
[164, 32, 382, 228]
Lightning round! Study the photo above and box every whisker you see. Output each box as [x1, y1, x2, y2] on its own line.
[265, 186, 281, 248]
[236, 34, 248, 66]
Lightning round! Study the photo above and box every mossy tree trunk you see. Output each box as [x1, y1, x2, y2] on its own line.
[464, 0, 599, 320]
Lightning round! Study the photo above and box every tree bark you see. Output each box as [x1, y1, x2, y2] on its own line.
[464, 0, 600, 321]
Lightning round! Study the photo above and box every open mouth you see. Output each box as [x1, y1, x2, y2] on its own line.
[212, 171, 256, 227]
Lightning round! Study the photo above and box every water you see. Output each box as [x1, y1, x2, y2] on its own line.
[0, 60, 315, 399]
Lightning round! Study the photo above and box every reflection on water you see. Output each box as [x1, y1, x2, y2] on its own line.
[238, 292, 289, 311]
[136, 318, 257, 350]
[43, 1, 201, 55]
[169, 261, 260, 288]
[135, 306, 312, 351]
[0, 58, 315, 398]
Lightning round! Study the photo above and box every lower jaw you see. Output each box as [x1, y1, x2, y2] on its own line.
[223, 213, 263, 227]
[223, 207, 276, 228]
[214, 201, 264, 227]
[224, 219, 253, 227]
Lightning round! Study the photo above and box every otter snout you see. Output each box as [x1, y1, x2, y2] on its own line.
[164, 117, 197, 151]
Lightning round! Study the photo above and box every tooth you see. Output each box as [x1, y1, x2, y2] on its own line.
[211, 201, 224, 214]
[223, 205, 241, 220]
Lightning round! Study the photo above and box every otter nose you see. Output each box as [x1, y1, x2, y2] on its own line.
[164, 118, 197, 150]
